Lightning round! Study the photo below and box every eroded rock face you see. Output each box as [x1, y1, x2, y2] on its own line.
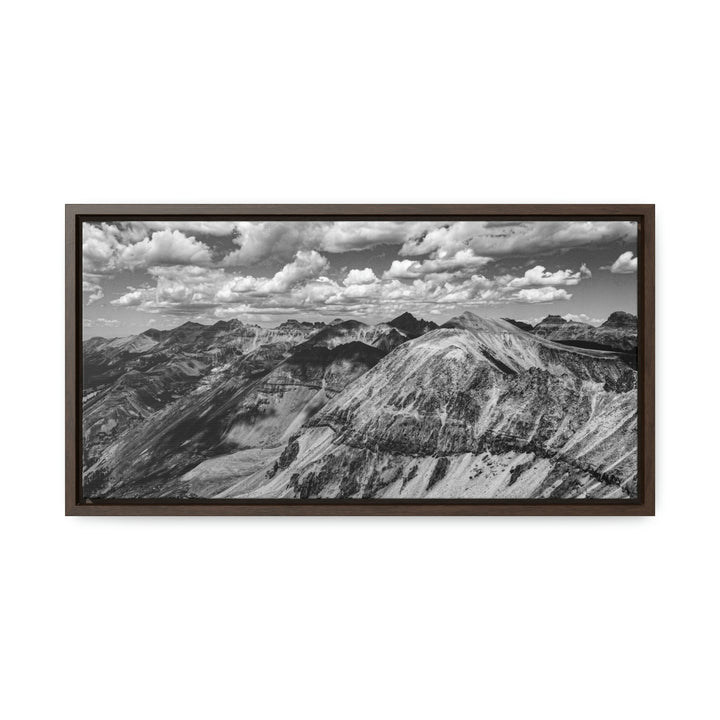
[82, 311, 638, 501]
[82, 314, 442, 499]
[260, 317, 638, 500]
[83, 339, 386, 499]
[387, 312, 439, 338]
[603, 311, 637, 329]
[532, 313, 638, 353]
[81, 318, 326, 469]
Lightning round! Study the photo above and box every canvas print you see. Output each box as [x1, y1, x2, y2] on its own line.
[81, 219, 640, 501]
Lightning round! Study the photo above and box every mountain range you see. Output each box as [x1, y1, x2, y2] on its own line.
[82, 310, 639, 500]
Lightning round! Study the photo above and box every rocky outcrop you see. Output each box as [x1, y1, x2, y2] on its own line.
[83, 338, 386, 499]
[255, 315, 638, 500]
[532, 313, 638, 353]
[603, 311, 637, 329]
[387, 312, 439, 338]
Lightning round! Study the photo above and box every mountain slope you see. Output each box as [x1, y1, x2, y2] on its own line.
[84, 340, 386, 498]
[82, 311, 638, 501]
[228, 314, 637, 500]
[83, 318, 326, 389]
[532, 313, 638, 353]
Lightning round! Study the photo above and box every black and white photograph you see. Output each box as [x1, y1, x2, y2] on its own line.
[14, 0, 720, 717]
[81, 218, 641, 501]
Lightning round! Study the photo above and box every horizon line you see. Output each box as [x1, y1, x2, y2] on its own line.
[82, 308, 636, 341]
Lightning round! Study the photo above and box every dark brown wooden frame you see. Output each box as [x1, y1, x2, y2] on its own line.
[66, 204, 654, 516]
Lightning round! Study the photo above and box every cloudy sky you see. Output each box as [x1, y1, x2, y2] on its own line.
[82, 219, 638, 337]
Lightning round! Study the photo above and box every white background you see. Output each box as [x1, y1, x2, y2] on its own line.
[2, 2, 718, 719]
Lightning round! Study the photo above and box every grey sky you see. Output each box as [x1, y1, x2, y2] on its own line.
[82, 219, 638, 338]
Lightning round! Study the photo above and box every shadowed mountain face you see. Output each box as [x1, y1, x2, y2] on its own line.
[387, 312, 439, 338]
[292, 319, 409, 354]
[82, 311, 639, 501]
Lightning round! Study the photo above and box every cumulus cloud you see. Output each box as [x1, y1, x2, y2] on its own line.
[119, 229, 212, 269]
[111, 289, 145, 306]
[86, 221, 608, 323]
[82, 279, 104, 304]
[513, 287, 573, 303]
[221, 221, 433, 267]
[111, 266, 230, 314]
[603, 251, 637, 274]
[82, 224, 124, 274]
[83, 224, 213, 273]
[219, 219, 627, 268]
[218, 250, 329, 300]
[502, 263, 591, 288]
[84, 220, 634, 275]
[109, 254, 586, 318]
[400, 221, 635, 258]
[343, 268, 377, 286]
[384, 248, 492, 280]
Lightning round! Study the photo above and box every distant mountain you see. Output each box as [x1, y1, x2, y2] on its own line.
[82, 310, 638, 501]
[602, 311, 637, 329]
[531, 312, 638, 353]
[442, 312, 516, 334]
[83, 318, 324, 390]
[503, 318, 534, 332]
[534, 314, 567, 329]
[293, 315, 433, 354]
[276, 319, 326, 332]
[387, 312, 439, 338]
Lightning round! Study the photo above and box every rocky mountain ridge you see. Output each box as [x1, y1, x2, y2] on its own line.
[82, 310, 639, 500]
[531, 312, 638, 353]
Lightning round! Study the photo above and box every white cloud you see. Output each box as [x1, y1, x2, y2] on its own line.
[83, 224, 213, 273]
[219, 220, 632, 268]
[82, 279, 104, 304]
[384, 248, 492, 280]
[562, 313, 603, 326]
[513, 287, 573, 303]
[219, 250, 330, 299]
[111, 289, 145, 306]
[343, 267, 377, 286]
[603, 251, 637, 274]
[400, 221, 635, 258]
[261, 250, 329, 293]
[84, 220, 635, 281]
[83, 317, 119, 327]
[110, 256, 583, 317]
[113, 266, 229, 313]
[82, 224, 123, 274]
[118, 229, 212, 269]
[221, 221, 433, 267]
[503, 263, 591, 288]
[90, 223, 601, 322]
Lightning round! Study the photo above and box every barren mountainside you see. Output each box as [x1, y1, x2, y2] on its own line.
[82, 311, 639, 500]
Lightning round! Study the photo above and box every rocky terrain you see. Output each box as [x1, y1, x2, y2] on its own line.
[532, 311, 638, 353]
[82, 310, 639, 500]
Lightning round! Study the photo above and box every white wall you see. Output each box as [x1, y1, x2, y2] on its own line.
[3, 2, 718, 718]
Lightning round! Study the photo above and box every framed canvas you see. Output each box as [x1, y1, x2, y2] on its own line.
[66, 205, 654, 515]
